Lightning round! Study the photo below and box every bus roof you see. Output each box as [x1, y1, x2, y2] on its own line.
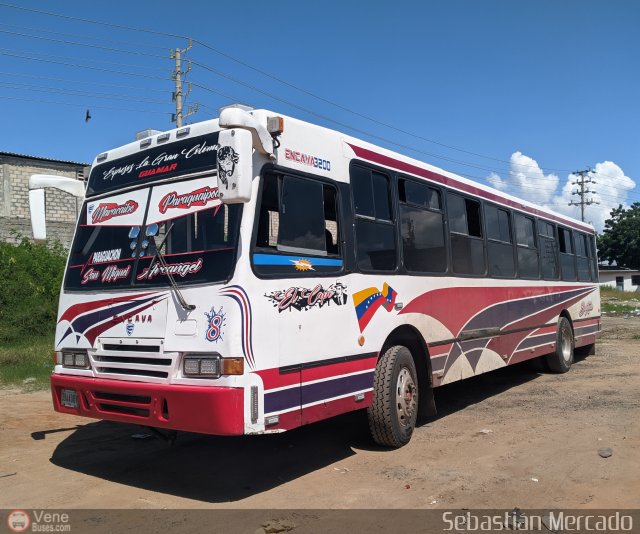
[89, 108, 594, 234]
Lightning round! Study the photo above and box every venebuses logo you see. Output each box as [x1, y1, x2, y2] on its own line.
[158, 186, 221, 214]
[91, 200, 138, 224]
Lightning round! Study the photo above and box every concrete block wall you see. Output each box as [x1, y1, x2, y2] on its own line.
[0, 154, 86, 248]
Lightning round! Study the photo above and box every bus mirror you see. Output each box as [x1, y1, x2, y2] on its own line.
[29, 188, 47, 241]
[28, 174, 86, 242]
[216, 128, 253, 203]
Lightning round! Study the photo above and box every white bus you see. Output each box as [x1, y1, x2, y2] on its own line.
[30, 106, 601, 447]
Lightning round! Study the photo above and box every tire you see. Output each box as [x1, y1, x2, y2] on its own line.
[545, 316, 574, 373]
[367, 345, 419, 448]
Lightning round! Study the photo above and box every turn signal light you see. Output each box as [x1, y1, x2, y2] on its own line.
[221, 357, 244, 375]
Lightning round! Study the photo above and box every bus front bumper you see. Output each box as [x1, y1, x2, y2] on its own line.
[51, 374, 244, 435]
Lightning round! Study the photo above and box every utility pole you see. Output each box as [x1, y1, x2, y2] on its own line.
[170, 40, 198, 127]
[568, 168, 599, 222]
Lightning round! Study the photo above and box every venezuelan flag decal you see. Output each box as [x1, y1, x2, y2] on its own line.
[352, 283, 397, 333]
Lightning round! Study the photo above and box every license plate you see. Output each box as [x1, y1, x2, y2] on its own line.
[61, 388, 78, 408]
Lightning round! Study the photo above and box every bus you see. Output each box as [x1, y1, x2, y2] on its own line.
[29, 105, 601, 448]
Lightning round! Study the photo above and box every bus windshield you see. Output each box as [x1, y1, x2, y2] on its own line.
[64, 177, 241, 291]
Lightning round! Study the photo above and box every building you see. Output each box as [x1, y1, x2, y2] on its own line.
[598, 265, 640, 292]
[0, 152, 87, 248]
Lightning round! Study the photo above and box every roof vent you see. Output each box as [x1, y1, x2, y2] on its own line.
[135, 129, 162, 141]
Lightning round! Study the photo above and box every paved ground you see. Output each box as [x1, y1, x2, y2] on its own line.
[1, 316, 638, 511]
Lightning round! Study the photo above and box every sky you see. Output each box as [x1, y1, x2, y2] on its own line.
[0, 0, 638, 231]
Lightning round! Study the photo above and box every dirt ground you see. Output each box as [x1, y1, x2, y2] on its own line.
[1, 316, 639, 511]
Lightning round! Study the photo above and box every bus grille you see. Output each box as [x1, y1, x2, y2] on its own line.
[90, 339, 177, 383]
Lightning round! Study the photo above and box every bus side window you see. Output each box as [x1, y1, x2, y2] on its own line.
[558, 227, 577, 281]
[589, 235, 599, 282]
[539, 220, 559, 280]
[254, 173, 342, 275]
[447, 193, 486, 276]
[398, 178, 446, 273]
[574, 231, 591, 282]
[352, 165, 397, 272]
[485, 204, 515, 278]
[514, 214, 540, 279]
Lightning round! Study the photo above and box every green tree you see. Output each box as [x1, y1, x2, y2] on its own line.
[597, 203, 640, 269]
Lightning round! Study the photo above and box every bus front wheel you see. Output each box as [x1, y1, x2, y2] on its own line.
[367, 345, 418, 448]
[546, 316, 574, 373]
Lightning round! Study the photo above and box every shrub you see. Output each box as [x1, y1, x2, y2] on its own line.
[0, 238, 67, 343]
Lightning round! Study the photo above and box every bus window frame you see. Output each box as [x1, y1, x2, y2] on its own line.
[484, 201, 517, 280]
[249, 164, 349, 280]
[446, 191, 488, 278]
[349, 161, 400, 275]
[396, 174, 449, 276]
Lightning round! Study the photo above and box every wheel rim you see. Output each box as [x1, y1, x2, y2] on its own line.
[561, 321, 572, 363]
[396, 367, 417, 428]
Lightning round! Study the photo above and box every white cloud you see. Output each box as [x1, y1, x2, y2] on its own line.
[486, 153, 636, 231]
[487, 172, 508, 191]
[508, 151, 559, 204]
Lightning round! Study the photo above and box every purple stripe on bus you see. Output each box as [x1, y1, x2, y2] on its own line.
[264, 372, 375, 414]
[301, 372, 375, 406]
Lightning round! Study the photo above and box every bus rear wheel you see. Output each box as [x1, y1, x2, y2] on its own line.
[546, 316, 574, 373]
[368, 345, 418, 448]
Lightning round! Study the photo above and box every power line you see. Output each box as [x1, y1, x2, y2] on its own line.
[0, 81, 169, 105]
[0, 28, 168, 59]
[0, 93, 171, 114]
[0, 46, 167, 72]
[0, 2, 186, 40]
[0, 70, 169, 93]
[0, 2, 634, 185]
[0, 48, 175, 81]
[0, 21, 170, 51]
[0, 1, 582, 176]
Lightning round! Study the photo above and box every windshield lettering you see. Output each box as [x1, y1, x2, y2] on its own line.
[103, 164, 135, 181]
[138, 163, 178, 179]
[91, 249, 122, 263]
[102, 265, 132, 283]
[159, 186, 221, 214]
[183, 140, 219, 159]
[91, 200, 139, 224]
[137, 258, 203, 281]
[80, 264, 131, 284]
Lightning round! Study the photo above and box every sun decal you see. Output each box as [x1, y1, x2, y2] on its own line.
[291, 259, 315, 271]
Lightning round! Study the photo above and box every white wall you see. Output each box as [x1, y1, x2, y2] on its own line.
[599, 271, 640, 292]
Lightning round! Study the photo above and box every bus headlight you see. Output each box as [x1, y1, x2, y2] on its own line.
[182, 355, 244, 377]
[183, 355, 221, 377]
[61, 350, 90, 369]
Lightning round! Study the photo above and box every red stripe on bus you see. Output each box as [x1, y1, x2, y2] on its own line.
[58, 292, 157, 323]
[301, 356, 378, 383]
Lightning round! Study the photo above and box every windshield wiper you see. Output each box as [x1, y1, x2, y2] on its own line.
[145, 222, 196, 312]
